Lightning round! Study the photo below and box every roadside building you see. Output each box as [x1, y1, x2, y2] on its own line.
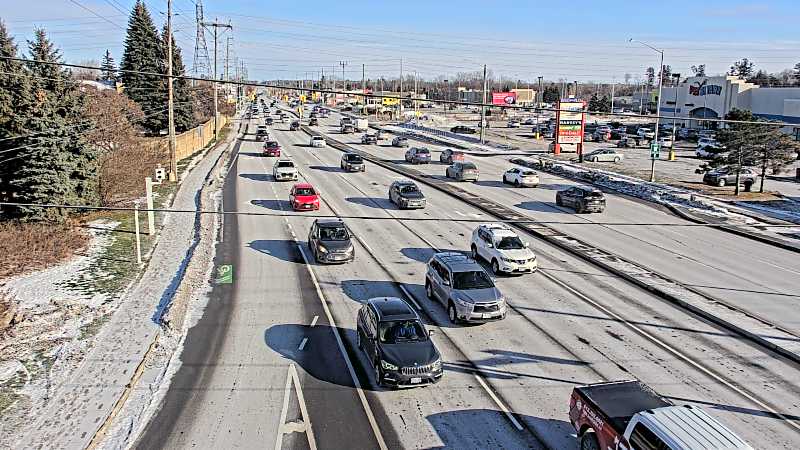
[511, 88, 537, 106]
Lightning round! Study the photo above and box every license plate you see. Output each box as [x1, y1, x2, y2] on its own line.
[304, 204, 311, 209]
[410, 377, 422, 384]
[482, 313, 492, 319]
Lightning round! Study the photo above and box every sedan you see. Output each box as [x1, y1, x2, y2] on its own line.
[502, 168, 539, 187]
[446, 161, 479, 181]
[450, 125, 477, 134]
[263, 141, 281, 157]
[290, 183, 321, 211]
[392, 137, 409, 147]
[309, 218, 355, 264]
[584, 149, 623, 163]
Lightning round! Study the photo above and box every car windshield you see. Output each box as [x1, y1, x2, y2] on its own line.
[312, 137, 323, 141]
[452, 270, 494, 290]
[319, 226, 348, 241]
[521, 170, 536, 176]
[345, 154, 362, 162]
[267, 141, 279, 147]
[295, 187, 316, 196]
[496, 236, 525, 250]
[416, 148, 430, 154]
[276, 161, 294, 168]
[400, 184, 419, 194]
[379, 320, 427, 344]
[461, 163, 477, 170]
[585, 191, 604, 198]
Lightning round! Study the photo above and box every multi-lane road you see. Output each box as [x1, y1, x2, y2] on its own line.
[137, 103, 800, 449]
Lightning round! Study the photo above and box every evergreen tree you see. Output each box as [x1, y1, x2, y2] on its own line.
[120, 1, 165, 135]
[10, 29, 98, 221]
[100, 49, 117, 82]
[161, 23, 195, 132]
[729, 58, 755, 78]
[542, 84, 560, 103]
[0, 20, 32, 206]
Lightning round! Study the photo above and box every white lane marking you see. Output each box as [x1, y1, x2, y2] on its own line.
[296, 243, 388, 450]
[310, 315, 319, 327]
[474, 374, 524, 431]
[454, 210, 466, 217]
[755, 258, 800, 276]
[397, 284, 422, 310]
[298, 337, 308, 351]
[275, 363, 318, 450]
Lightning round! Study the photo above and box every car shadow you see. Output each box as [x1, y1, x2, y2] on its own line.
[400, 247, 468, 263]
[309, 165, 344, 173]
[239, 173, 271, 182]
[474, 180, 507, 188]
[537, 183, 574, 191]
[237, 151, 264, 157]
[426, 409, 576, 449]
[341, 279, 406, 305]
[346, 196, 393, 209]
[246, 239, 304, 263]
[515, 201, 566, 213]
[251, 199, 289, 211]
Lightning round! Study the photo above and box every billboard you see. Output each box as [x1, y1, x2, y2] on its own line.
[382, 97, 400, 106]
[556, 99, 585, 144]
[492, 92, 517, 106]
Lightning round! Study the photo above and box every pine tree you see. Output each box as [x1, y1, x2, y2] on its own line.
[0, 20, 32, 206]
[161, 23, 195, 132]
[120, 0, 165, 135]
[100, 49, 117, 82]
[10, 29, 98, 221]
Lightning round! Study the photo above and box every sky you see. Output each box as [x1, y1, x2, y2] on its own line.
[2, 0, 799, 84]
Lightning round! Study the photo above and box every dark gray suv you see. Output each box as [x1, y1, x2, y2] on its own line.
[389, 180, 426, 209]
[308, 218, 355, 263]
[425, 252, 507, 324]
[357, 297, 443, 387]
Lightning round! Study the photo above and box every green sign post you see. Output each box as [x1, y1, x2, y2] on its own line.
[216, 264, 233, 284]
[650, 142, 660, 159]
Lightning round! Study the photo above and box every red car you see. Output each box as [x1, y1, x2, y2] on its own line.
[290, 183, 320, 211]
[263, 140, 281, 157]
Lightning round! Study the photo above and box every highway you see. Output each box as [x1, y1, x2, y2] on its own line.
[137, 107, 800, 449]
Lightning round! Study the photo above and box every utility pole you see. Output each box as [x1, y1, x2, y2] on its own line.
[414, 70, 418, 125]
[399, 58, 403, 117]
[480, 64, 487, 144]
[610, 79, 616, 116]
[536, 76, 543, 139]
[225, 36, 232, 82]
[573, 80, 578, 98]
[362, 63, 366, 108]
[202, 19, 232, 141]
[669, 73, 680, 161]
[338, 60, 347, 92]
[167, 0, 177, 181]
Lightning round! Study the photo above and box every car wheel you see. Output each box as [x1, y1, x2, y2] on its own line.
[576, 203, 584, 214]
[717, 178, 726, 187]
[471, 244, 479, 260]
[447, 303, 459, 324]
[374, 361, 383, 387]
[556, 195, 563, 206]
[580, 433, 600, 450]
[425, 280, 434, 299]
[613, 157, 620, 163]
[514, 179, 520, 187]
[491, 259, 501, 275]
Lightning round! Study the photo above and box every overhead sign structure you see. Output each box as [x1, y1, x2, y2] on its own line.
[491, 92, 517, 106]
[554, 98, 586, 155]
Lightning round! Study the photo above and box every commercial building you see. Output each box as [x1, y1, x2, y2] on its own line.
[659, 76, 800, 137]
[511, 88, 537, 106]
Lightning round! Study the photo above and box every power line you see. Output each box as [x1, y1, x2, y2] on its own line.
[66, 0, 126, 30]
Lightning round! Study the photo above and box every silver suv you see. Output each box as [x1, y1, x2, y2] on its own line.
[424, 252, 507, 324]
[446, 161, 479, 181]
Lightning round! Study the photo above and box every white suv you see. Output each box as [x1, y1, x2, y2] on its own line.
[272, 159, 298, 181]
[470, 223, 538, 275]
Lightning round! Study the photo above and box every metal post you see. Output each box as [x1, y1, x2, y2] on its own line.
[480, 64, 487, 144]
[573, 80, 578, 98]
[652, 50, 664, 182]
[760, 144, 768, 193]
[414, 70, 418, 126]
[399, 58, 403, 117]
[145, 177, 155, 235]
[536, 76, 543, 139]
[669, 73, 680, 160]
[212, 25, 218, 140]
[167, 0, 177, 181]
[134, 202, 142, 265]
[610, 79, 615, 115]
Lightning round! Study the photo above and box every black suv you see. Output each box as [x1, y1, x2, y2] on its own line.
[451, 125, 477, 134]
[308, 219, 355, 263]
[389, 180, 426, 209]
[289, 120, 301, 131]
[357, 297, 443, 388]
[556, 186, 606, 213]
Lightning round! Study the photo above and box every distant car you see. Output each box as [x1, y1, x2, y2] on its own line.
[265, 117, 274, 126]
[451, 125, 477, 134]
[308, 218, 354, 264]
[425, 252, 506, 324]
[289, 120, 301, 131]
[616, 136, 640, 148]
[637, 127, 655, 139]
[361, 133, 378, 145]
[309, 112, 318, 119]
[446, 161, 479, 181]
[392, 137, 409, 147]
[256, 125, 269, 141]
[290, 183, 320, 211]
[584, 148, 623, 163]
[341, 124, 355, 134]
[272, 159, 298, 181]
[308, 117, 319, 126]
[309, 136, 326, 148]
[507, 120, 521, 128]
[502, 168, 539, 187]
[439, 149, 465, 165]
[703, 167, 757, 187]
[388, 180, 426, 209]
[470, 223, 538, 275]
[523, 118, 536, 125]
[658, 135, 674, 148]
[405, 147, 431, 164]
[357, 297, 443, 387]
[556, 186, 606, 213]
[340, 153, 366, 172]
[263, 140, 281, 157]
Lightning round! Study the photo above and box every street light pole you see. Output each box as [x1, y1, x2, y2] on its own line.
[630, 38, 664, 182]
[670, 73, 680, 161]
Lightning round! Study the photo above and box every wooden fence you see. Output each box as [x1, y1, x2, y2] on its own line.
[145, 115, 229, 162]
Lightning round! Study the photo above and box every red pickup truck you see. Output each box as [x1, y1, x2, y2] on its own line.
[569, 380, 751, 450]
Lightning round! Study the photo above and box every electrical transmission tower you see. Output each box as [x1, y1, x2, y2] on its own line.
[192, 0, 211, 77]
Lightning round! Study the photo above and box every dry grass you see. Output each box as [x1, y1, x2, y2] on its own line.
[0, 221, 89, 281]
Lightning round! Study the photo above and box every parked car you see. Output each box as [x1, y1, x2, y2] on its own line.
[289, 183, 320, 211]
[308, 218, 354, 264]
[439, 149, 465, 165]
[507, 120, 521, 128]
[340, 153, 366, 172]
[636, 127, 655, 139]
[502, 168, 539, 187]
[451, 125, 477, 134]
[424, 252, 507, 324]
[357, 297, 443, 387]
[584, 148, 623, 163]
[470, 223, 537, 275]
[388, 180, 426, 209]
[361, 133, 378, 145]
[446, 161, 479, 181]
[309, 136, 326, 148]
[263, 140, 281, 157]
[289, 120, 301, 131]
[556, 186, 606, 213]
[703, 166, 757, 187]
[570, 380, 752, 450]
[272, 159, 298, 181]
[405, 147, 431, 164]
[392, 136, 409, 147]
[616, 136, 640, 148]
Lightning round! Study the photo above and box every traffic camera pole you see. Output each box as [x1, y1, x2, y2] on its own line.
[167, 0, 177, 181]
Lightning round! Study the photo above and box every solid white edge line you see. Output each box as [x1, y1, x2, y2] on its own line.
[290, 363, 318, 450]
[310, 315, 319, 327]
[397, 284, 422, 310]
[298, 337, 308, 351]
[296, 243, 389, 450]
[474, 374, 524, 431]
[274, 365, 293, 450]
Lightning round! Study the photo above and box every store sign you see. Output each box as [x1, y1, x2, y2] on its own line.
[492, 92, 517, 105]
[382, 97, 400, 106]
[556, 100, 585, 144]
[689, 80, 722, 96]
